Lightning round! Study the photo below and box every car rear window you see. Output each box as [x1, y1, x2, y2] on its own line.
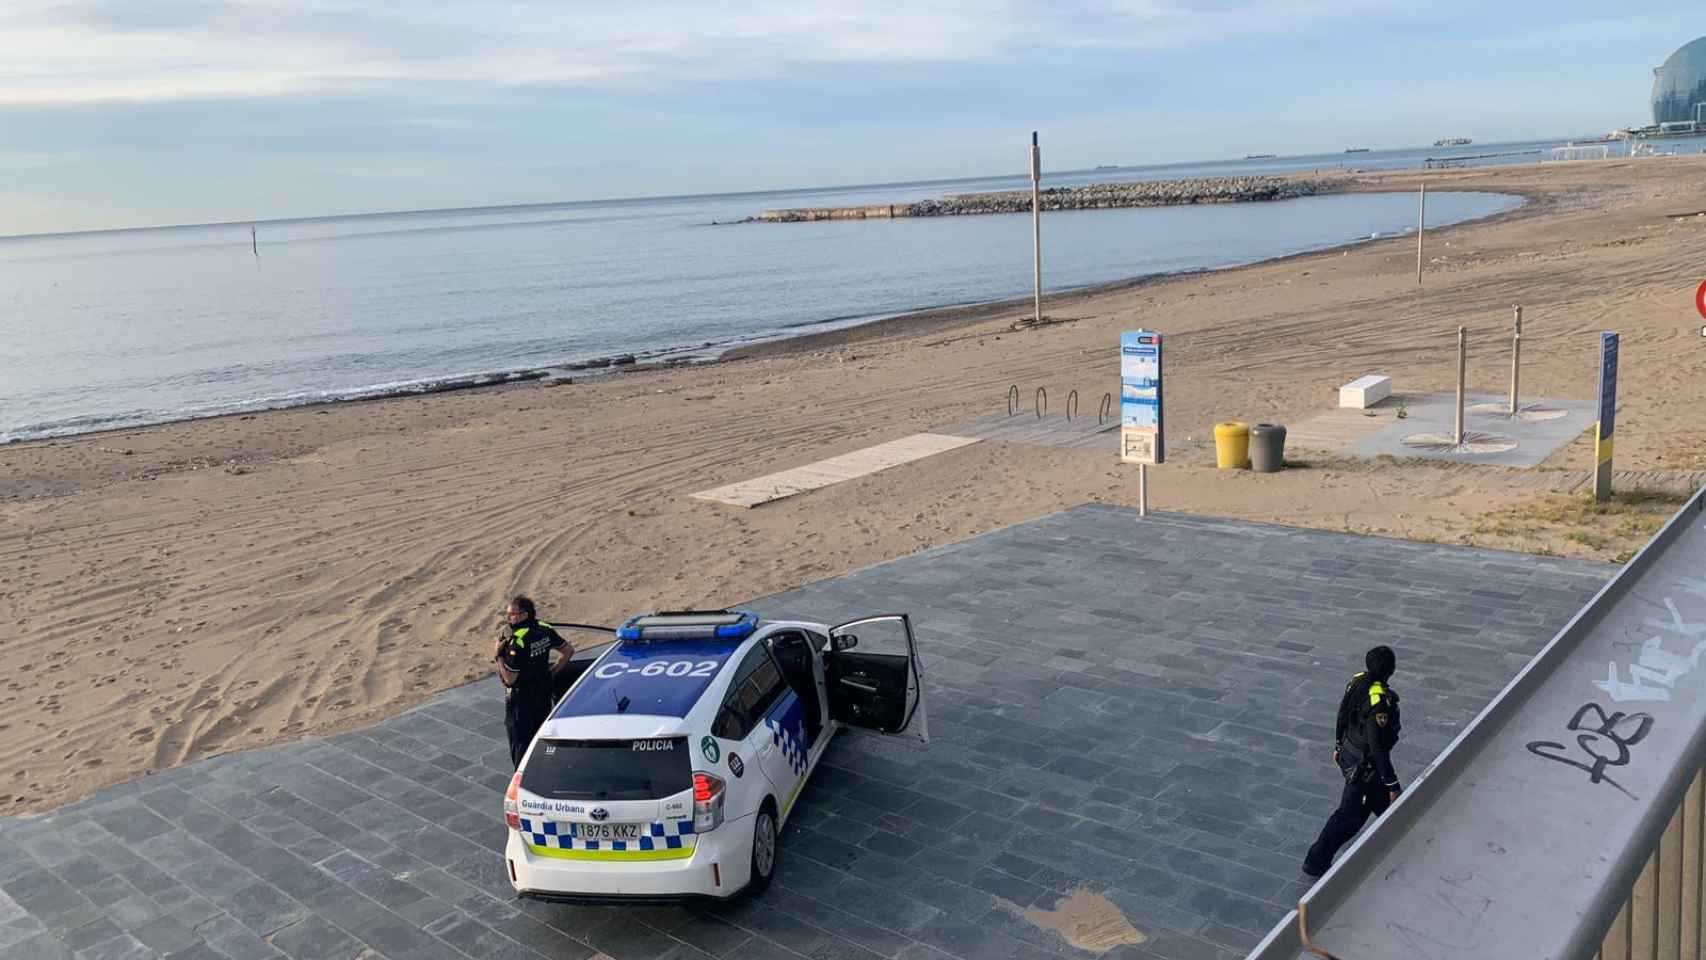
[520, 737, 691, 801]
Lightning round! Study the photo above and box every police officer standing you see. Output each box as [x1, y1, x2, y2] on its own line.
[1302, 645, 1402, 877]
[493, 595, 573, 768]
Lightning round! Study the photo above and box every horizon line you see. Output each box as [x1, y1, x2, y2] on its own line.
[0, 133, 1591, 242]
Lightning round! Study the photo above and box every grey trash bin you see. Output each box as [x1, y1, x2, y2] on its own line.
[1249, 423, 1287, 473]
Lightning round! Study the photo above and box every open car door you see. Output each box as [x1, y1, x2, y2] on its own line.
[824, 614, 927, 742]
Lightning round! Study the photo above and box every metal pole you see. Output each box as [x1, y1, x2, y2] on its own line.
[1138, 463, 1149, 517]
[1454, 326, 1466, 446]
[1510, 305, 1522, 416]
[1416, 182, 1427, 285]
[1031, 131, 1042, 325]
[1679, 799, 1686, 960]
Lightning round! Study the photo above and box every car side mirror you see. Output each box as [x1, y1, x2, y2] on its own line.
[831, 634, 858, 652]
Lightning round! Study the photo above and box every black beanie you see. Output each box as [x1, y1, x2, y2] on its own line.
[1365, 645, 1396, 681]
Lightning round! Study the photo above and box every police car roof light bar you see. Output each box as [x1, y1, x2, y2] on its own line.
[616, 610, 759, 642]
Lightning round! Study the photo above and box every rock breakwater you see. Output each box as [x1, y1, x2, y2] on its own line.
[756, 176, 1341, 222]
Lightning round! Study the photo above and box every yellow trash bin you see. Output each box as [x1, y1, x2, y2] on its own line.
[1214, 421, 1251, 470]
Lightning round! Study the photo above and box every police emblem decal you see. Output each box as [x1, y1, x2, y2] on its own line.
[728, 753, 744, 778]
[700, 736, 720, 764]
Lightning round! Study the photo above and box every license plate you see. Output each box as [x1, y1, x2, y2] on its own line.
[574, 823, 642, 841]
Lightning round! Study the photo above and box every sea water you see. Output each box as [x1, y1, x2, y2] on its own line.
[0, 159, 1528, 441]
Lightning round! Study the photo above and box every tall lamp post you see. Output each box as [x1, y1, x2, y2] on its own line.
[1030, 131, 1042, 326]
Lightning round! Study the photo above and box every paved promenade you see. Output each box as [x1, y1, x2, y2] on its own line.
[0, 506, 1609, 960]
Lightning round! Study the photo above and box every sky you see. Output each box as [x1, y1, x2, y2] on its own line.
[1, 1, 1702, 235]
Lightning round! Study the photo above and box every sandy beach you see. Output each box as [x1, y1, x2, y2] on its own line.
[3, 157, 1706, 814]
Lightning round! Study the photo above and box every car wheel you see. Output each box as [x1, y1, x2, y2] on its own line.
[747, 800, 778, 895]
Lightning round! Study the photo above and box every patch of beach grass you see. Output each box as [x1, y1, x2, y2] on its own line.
[1465, 489, 1690, 561]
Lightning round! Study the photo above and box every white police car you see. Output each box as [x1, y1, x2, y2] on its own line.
[503, 610, 927, 901]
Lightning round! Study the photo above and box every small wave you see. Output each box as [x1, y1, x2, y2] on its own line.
[1, 408, 160, 442]
[1, 369, 550, 443]
[774, 311, 881, 330]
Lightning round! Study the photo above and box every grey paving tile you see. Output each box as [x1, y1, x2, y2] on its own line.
[264, 916, 359, 960]
[427, 911, 547, 959]
[660, 914, 752, 958]
[62, 919, 124, 953]
[75, 932, 158, 960]
[0, 931, 73, 960]
[479, 914, 594, 959]
[105, 893, 167, 930]
[100, 807, 176, 846]
[129, 916, 201, 956]
[217, 883, 306, 939]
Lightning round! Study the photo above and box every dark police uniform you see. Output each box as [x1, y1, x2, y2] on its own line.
[1303, 671, 1402, 876]
[500, 618, 568, 767]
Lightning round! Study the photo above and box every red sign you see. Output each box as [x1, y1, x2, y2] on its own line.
[1697, 279, 1706, 320]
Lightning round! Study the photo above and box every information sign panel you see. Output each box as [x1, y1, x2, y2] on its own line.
[1120, 331, 1164, 465]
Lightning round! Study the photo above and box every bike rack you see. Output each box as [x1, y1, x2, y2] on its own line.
[1007, 384, 1020, 417]
[1066, 390, 1079, 422]
[1035, 386, 1047, 419]
[1098, 392, 1113, 426]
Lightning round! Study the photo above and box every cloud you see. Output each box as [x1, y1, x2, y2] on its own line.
[0, 0, 1431, 105]
[1489, 12, 1701, 59]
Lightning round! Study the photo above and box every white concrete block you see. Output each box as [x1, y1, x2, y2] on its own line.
[1339, 375, 1392, 409]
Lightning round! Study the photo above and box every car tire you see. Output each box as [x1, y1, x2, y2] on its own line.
[747, 799, 778, 896]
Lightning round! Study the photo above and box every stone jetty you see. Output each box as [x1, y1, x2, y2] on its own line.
[756, 175, 1341, 222]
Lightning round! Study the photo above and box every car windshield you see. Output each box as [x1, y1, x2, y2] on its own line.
[520, 737, 691, 802]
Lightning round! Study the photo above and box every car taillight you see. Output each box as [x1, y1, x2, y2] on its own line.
[693, 772, 724, 832]
[504, 773, 521, 831]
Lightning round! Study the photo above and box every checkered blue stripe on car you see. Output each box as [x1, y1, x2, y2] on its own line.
[517, 817, 697, 852]
[765, 691, 808, 777]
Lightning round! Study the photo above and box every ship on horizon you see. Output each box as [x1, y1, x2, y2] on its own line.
[1344, 147, 1370, 154]
[1434, 137, 1473, 146]
[1244, 153, 1277, 160]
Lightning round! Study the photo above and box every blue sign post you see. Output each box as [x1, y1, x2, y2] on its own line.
[1593, 332, 1619, 503]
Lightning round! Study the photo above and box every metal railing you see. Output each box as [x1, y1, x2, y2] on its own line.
[1595, 770, 1706, 960]
[1247, 487, 1706, 960]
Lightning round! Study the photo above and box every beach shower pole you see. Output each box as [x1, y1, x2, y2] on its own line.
[1454, 325, 1467, 446]
[1509, 305, 1522, 416]
[1031, 131, 1042, 325]
[1138, 464, 1149, 517]
[1416, 182, 1427, 285]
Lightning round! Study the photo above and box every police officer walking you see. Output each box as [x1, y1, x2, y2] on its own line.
[493, 595, 573, 768]
[1302, 645, 1402, 877]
